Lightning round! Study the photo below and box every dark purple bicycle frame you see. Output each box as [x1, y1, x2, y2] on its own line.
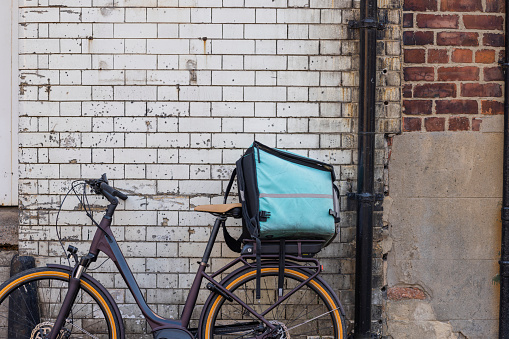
[50, 206, 325, 338]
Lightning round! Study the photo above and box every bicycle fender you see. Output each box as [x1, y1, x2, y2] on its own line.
[46, 264, 126, 338]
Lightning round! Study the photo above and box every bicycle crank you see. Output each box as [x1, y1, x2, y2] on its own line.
[30, 321, 71, 339]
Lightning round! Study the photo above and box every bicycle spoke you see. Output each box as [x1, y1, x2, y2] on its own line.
[220, 303, 254, 323]
[16, 286, 40, 326]
[263, 277, 278, 321]
[0, 269, 118, 339]
[0, 312, 35, 329]
[285, 300, 324, 328]
[202, 267, 343, 339]
[48, 278, 62, 325]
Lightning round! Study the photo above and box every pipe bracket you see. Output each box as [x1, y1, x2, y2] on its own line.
[500, 260, 509, 276]
[502, 207, 509, 221]
[348, 18, 385, 30]
[498, 60, 509, 68]
[347, 192, 384, 203]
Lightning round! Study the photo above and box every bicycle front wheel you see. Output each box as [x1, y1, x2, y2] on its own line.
[0, 267, 121, 339]
[201, 266, 346, 339]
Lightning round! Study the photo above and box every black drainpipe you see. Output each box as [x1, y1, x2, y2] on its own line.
[499, 0, 509, 336]
[348, 0, 379, 336]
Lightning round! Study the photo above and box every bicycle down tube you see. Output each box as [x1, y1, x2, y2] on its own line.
[89, 210, 278, 332]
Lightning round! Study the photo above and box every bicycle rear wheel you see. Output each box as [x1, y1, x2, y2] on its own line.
[0, 267, 121, 339]
[201, 266, 346, 339]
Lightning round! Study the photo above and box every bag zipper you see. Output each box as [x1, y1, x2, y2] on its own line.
[253, 141, 335, 180]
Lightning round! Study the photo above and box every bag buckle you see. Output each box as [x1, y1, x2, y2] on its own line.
[259, 211, 271, 222]
[329, 209, 340, 223]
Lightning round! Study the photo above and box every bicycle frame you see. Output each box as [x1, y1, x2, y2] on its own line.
[50, 204, 326, 339]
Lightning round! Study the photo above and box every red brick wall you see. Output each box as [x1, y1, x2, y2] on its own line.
[403, 0, 505, 132]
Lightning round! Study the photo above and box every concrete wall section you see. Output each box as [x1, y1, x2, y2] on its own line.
[386, 124, 502, 338]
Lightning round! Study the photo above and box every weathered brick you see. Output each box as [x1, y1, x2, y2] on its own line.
[387, 287, 426, 301]
[436, 100, 478, 114]
[437, 32, 479, 46]
[425, 117, 446, 131]
[472, 118, 482, 131]
[486, 0, 505, 12]
[437, 66, 479, 81]
[484, 67, 504, 81]
[451, 49, 472, 63]
[483, 33, 505, 47]
[403, 117, 422, 132]
[475, 50, 496, 64]
[403, 84, 413, 98]
[428, 49, 449, 63]
[481, 100, 504, 115]
[461, 83, 502, 97]
[414, 83, 456, 98]
[441, 0, 482, 12]
[404, 67, 434, 81]
[403, 100, 432, 115]
[403, 0, 437, 11]
[403, 13, 413, 28]
[448, 117, 470, 131]
[463, 15, 504, 30]
[416, 14, 458, 29]
[403, 31, 434, 45]
[404, 49, 425, 63]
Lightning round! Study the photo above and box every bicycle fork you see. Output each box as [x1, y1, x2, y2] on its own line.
[47, 253, 95, 339]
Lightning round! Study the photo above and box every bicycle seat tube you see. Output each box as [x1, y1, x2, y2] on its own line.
[180, 215, 226, 326]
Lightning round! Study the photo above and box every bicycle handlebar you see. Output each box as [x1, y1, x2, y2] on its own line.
[100, 181, 128, 201]
[86, 173, 128, 204]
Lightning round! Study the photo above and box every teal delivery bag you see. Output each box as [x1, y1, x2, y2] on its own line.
[236, 141, 339, 245]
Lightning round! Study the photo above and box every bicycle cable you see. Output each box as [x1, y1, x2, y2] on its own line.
[77, 180, 111, 270]
[56, 180, 85, 267]
[55, 180, 110, 270]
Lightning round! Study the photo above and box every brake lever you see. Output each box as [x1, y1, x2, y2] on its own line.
[85, 179, 101, 194]
[86, 173, 109, 195]
[100, 173, 108, 184]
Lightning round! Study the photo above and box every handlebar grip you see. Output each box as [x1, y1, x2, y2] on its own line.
[102, 189, 118, 205]
[100, 182, 128, 202]
[114, 190, 128, 201]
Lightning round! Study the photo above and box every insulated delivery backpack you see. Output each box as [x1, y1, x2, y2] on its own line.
[223, 141, 340, 254]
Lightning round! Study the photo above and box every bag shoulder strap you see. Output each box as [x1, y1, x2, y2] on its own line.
[223, 168, 237, 205]
[221, 169, 248, 253]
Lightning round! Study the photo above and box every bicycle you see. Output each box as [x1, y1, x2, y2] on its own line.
[0, 174, 347, 339]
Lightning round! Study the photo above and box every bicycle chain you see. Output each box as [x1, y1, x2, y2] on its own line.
[65, 319, 99, 339]
[29, 320, 99, 339]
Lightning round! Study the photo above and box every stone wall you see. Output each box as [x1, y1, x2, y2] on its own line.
[384, 0, 505, 337]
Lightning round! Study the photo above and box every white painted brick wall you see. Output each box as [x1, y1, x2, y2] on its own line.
[14, 0, 390, 334]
